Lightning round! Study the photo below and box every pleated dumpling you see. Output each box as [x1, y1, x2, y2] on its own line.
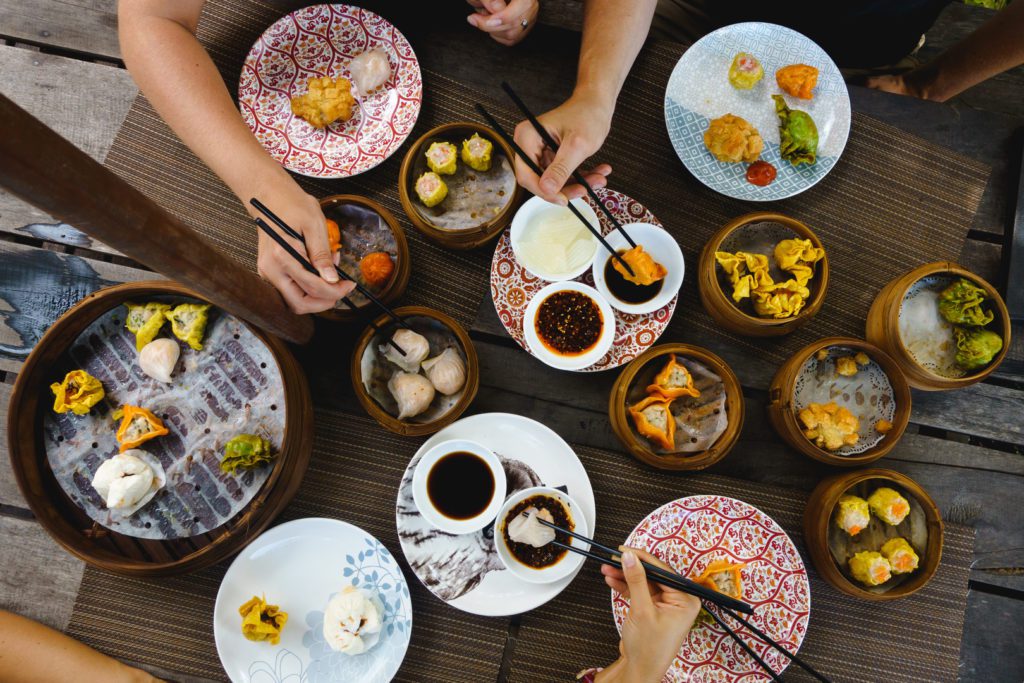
[383, 329, 430, 372]
[421, 347, 466, 396]
[388, 371, 435, 420]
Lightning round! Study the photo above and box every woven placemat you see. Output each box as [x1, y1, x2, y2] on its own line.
[66, 409, 973, 682]
[506, 444, 974, 683]
[65, 410, 509, 682]
[579, 41, 991, 363]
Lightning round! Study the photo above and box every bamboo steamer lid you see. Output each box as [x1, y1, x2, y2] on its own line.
[865, 261, 1011, 390]
[803, 468, 943, 600]
[7, 282, 313, 576]
[398, 122, 525, 250]
[609, 344, 744, 471]
[316, 194, 411, 322]
[767, 337, 912, 466]
[351, 306, 479, 436]
[698, 212, 829, 337]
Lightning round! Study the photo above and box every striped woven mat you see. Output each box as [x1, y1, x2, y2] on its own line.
[98, 1, 991, 362]
[67, 409, 974, 682]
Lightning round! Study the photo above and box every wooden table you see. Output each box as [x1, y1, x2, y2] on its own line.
[1, 2, 1022, 681]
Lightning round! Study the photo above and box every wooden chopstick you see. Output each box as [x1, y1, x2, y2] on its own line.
[500, 81, 636, 249]
[541, 518, 831, 682]
[250, 198, 412, 333]
[473, 103, 636, 278]
[539, 518, 752, 614]
[252, 217, 408, 356]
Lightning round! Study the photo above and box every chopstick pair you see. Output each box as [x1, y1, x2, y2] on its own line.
[473, 103, 636, 278]
[249, 198, 410, 355]
[500, 81, 636, 250]
[537, 517, 832, 683]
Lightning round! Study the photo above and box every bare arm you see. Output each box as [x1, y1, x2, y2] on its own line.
[867, 1, 1024, 102]
[118, 0, 354, 314]
[0, 610, 162, 683]
[513, 0, 658, 204]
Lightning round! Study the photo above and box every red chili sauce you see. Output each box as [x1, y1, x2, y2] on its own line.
[535, 291, 603, 356]
[746, 161, 777, 186]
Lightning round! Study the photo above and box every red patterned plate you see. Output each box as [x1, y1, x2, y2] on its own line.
[490, 189, 677, 372]
[613, 496, 811, 683]
[239, 4, 422, 178]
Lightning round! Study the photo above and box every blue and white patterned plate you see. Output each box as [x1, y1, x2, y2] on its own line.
[214, 518, 412, 683]
[664, 22, 851, 201]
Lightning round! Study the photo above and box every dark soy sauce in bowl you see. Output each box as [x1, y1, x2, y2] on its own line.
[427, 451, 495, 520]
[604, 252, 663, 304]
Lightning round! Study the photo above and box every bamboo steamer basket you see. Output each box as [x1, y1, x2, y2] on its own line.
[865, 261, 1011, 390]
[698, 212, 829, 336]
[351, 306, 479, 436]
[6, 282, 313, 577]
[398, 122, 524, 250]
[767, 337, 912, 466]
[317, 194, 411, 322]
[804, 468, 943, 600]
[609, 344, 744, 471]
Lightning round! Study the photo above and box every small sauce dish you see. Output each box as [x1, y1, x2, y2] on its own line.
[411, 439, 507, 535]
[591, 222, 685, 315]
[494, 486, 589, 584]
[522, 281, 616, 371]
[510, 197, 600, 282]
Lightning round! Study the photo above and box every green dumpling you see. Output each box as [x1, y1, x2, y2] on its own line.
[938, 278, 994, 327]
[772, 95, 818, 166]
[165, 303, 211, 351]
[220, 434, 274, 474]
[124, 302, 171, 351]
[953, 326, 1002, 371]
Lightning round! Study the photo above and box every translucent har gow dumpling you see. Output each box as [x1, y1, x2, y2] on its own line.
[388, 371, 435, 420]
[382, 329, 430, 372]
[421, 347, 466, 396]
[138, 338, 180, 384]
[350, 48, 391, 95]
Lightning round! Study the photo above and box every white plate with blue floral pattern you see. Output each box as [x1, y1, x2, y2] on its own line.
[214, 518, 412, 683]
[664, 22, 851, 201]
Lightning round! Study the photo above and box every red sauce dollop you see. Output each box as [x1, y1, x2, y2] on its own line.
[746, 161, 777, 186]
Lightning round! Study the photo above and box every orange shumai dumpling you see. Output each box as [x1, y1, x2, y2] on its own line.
[776, 64, 819, 100]
[703, 114, 763, 163]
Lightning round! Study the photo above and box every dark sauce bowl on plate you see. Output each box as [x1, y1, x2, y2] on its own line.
[495, 486, 589, 584]
[592, 223, 684, 315]
[522, 281, 616, 371]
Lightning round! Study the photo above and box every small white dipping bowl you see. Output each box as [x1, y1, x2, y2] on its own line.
[412, 439, 507, 535]
[591, 222, 685, 315]
[522, 281, 616, 371]
[511, 196, 601, 282]
[495, 486, 589, 584]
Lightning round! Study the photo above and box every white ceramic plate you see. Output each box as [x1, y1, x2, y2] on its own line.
[396, 413, 596, 616]
[591, 223, 685, 315]
[214, 518, 412, 683]
[664, 22, 851, 201]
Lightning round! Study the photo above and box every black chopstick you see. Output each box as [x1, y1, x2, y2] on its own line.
[539, 518, 752, 614]
[704, 608, 782, 682]
[500, 81, 636, 249]
[540, 519, 831, 683]
[253, 217, 407, 356]
[250, 198, 412, 332]
[473, 103, 635, 278]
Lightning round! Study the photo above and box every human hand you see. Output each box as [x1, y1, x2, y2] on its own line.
[598, 547, 701, 683]
[864, 70, 941, 102]
[466, 0, 539, 47]
[512, 92, 613, 206]
[247, 181, 355, 314]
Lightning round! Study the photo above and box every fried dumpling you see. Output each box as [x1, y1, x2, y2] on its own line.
[138, 338, 180, 384]
[349, 48, 391, 95]
[775, 64, 819, 100]
[612, 245, 667, 286]
[421, 347, 466, 396]
[383, 329, 430, 372]
[703, 114, 763, 163]
[628, 394, 675, 450]
[388, 371, 435, 420]
[799, 401, 859, 451]
[290, 76, 355, 128]
[647, 354, 700, 399]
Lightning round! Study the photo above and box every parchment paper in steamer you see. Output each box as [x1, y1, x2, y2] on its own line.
[43, 298, 286, 539]
[327, 202, 397, 308]
[792, 346, 896, 455]
[410, 143, 516, 231]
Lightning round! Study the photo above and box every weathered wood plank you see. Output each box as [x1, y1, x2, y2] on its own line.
[0, 0, 121, 60]
[0, 382, 25, 508]
[0, 45, 136, 253]
[958, 238, 1003, 285]
[0, 242, 159, 372]
[0, 515, 84, 631]
[959, 589, 1024, 682]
